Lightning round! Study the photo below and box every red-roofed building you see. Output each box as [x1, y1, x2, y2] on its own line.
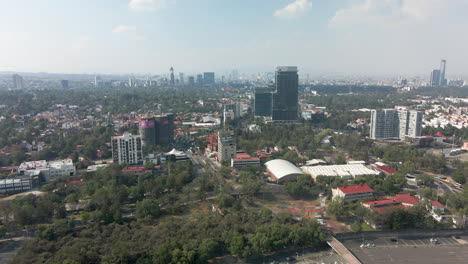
[231, 152, 260, 169]
[332, 184, 374, 201]
[362, 199, 400, 208]
[430, 200, 445, 212]
[433, 132, 447, 143]
[361, 193, 420, 215]
[393, 193, 420, 207]
[256, 149, 271, 159]
[375, 165, 396, 174]
[121, 165, 152, 176]
[375, 204, 405, 214]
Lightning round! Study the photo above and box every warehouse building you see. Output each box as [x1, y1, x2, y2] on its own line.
[301, 164, 379, 180]
[265, 159, 303, 183]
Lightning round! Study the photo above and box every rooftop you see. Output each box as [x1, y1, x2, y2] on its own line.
[430, 200, 444, 207]
[394, 193, 420, 205]
[362, 199, 399, 206]
[336, 184, 374, 194]
[303, 164, 379, 178]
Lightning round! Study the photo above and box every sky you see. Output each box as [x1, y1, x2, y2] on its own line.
[1, 0, 468, 76]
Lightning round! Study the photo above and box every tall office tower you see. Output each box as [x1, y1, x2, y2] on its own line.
[203, 72, 215, 86]
[370, 109, 423, 140]
[254, 87, 273, 117]
[179, 72, 184, 84]
[155, 113, 175, 145]
[94, 76, 103, 87]
[111, 132, 143, 165]
[232, 70, 239, 81]
[218, 130, 236, 162]
[188, 76, 195, 86]
[139, 117, 156, 145]
[196, 74, 203, 86]
[170, 67, 175, 86]
[430, 70, 441, 87]
[128, 78, 134, 87]
[439, 59, 447, 86]
[12, 74, 24, 89]
[272, 66, 299, 122]
[60, 80, 69, 89]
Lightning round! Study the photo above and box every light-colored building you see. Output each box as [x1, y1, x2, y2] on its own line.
[332, 184, 374, 202]
[218, 131, 236, 162]
[12, 74, 24, 89]
[265, 159, 303, 183]
[111, 132, 143, 165]
[370, 109, 423, 140]
[302, 164, 379, 180]
[18, 159, 76, 182]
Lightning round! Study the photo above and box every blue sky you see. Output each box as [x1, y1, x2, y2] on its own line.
[1, 0, 468, 76]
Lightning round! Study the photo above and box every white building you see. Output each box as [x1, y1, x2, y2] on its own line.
[370, 109, 423, 140]
[18, 159, 76, 182]
[218, 131, 236, 162]
[265, 159, 303, 183]
[111, 132, 143, 165]
[302, 164, 379, 180]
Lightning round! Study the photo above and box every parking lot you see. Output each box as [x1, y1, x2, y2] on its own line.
[353, 246, 468, 264]
[343, 235, 463, 249]
[339, 234, 468, 264]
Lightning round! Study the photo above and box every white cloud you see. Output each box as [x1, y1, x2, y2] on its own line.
[128, 0, 167, 11]
[274, 0, 312, 19]
[113, 25, 136, 34]
[329, 0, 444, 28]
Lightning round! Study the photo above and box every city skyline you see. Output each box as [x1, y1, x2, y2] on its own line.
[1, 0, 468, 75]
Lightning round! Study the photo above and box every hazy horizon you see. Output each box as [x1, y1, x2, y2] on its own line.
[1, 0, 468, 76]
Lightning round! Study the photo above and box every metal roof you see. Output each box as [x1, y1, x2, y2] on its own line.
[265, 159, 302, 180]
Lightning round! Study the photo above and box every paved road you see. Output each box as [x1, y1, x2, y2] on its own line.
[434, 176, 461, 194]
[327, 236, 362, 264]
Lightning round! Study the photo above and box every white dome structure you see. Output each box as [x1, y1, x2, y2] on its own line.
[265, 159, 303, 183]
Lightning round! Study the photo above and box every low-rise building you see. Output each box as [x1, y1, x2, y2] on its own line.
[302, 164, 379, 180]
[332, 184, 374, 201]
[265, 159, 303, 183]
[231, 152, 260, 169]
[0, 177, 31, 194]
[18, 159, 76, 182]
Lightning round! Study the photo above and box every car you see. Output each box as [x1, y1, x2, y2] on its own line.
[286, 256, 296, 261]
[390, 238, 398, 242]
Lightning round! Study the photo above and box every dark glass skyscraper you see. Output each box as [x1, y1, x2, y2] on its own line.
[272, 66, 298, 122]
[254, 87, 273, 117]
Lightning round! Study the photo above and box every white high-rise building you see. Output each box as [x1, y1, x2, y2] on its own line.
[12, 74, 24, 89]
[112, 133, 143, 165]
[217, 131, 236, 162]
[370, 109, 423, 140]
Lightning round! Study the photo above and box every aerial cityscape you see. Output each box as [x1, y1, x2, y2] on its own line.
[1, 1, 468, 264]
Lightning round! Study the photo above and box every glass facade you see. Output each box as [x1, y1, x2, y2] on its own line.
[272, 67, 298, 121]
[254, 88, 273, 117]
